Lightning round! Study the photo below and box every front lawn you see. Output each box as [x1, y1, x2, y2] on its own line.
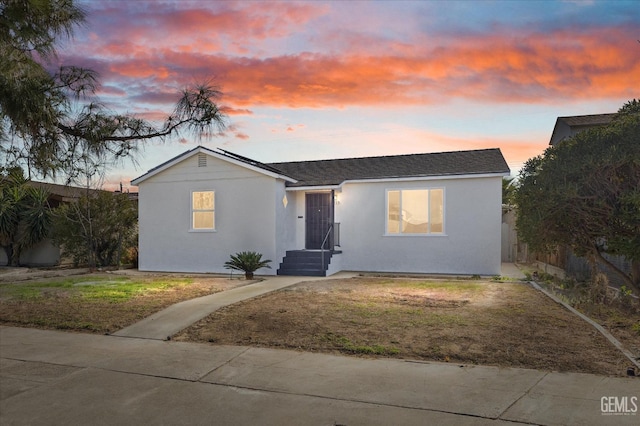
[0, 274, 242, 333]
[175, 277, 635, 376]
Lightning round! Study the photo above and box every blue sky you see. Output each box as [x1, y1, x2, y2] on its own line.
[61, 0, 640, 190]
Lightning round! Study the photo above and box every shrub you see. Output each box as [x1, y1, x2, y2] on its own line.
[224, 251, 271, 280]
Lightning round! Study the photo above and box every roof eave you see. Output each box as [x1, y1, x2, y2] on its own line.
[285, 171, 509, 190]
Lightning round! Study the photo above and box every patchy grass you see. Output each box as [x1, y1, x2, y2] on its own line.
[320, 332, 400, 356]
[176, 277, 634, 376]
[0, 274, 244, 333]
[534, 276, 640, 360]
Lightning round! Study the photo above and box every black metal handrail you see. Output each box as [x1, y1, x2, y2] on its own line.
[320, 223, 333, 272]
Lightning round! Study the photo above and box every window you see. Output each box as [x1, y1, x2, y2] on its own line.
[387, 189, 443, 234]
[192, 191, 215, 230]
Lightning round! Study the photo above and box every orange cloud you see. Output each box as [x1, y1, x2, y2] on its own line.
[77, 23, 638, 116]
[214, 30, 626, 104]
[220, 106, 253, 116]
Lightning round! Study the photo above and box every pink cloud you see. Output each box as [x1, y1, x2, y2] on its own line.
[82, 2, 328, 57]
[67, 11, 637, 121]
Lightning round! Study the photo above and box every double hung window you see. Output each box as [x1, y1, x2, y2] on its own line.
[192, 191, 215, 230]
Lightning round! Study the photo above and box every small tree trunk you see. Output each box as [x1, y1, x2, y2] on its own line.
[245, 272, 254, 280]
[9, 244, 20, 267]
[115, 231, 123, 269]
[631, 259, 640, 290]
[591, 247, 639, 294]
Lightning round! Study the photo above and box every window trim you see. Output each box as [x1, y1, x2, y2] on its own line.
[190, 190, 216, 232]
[385, 188, 445, 236]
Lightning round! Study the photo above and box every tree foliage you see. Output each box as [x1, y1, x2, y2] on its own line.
[0, 167, 51, 266]
[515, 99, 640, 292]
[502, 176, 516, 206]
[0, 0, 226, 182]
[52, 190, 137, 268]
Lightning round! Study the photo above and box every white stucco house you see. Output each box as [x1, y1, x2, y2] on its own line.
[131, 146, 510, 276]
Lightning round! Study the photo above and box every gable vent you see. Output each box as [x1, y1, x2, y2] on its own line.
[198, 153, 207, 167]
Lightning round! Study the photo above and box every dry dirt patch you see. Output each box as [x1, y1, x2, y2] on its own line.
[176, 277, 635, 376]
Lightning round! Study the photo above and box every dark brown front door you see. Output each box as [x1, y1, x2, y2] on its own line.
[305, 193, 332, 249]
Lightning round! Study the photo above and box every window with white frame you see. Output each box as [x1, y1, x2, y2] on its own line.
[192, 191, 215, 230]
[387, 189, 443, 234]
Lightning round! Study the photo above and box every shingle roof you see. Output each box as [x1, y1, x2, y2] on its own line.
[558, 113, 615, 127]
[132, 146, 509, 188]
[268, 148, 509, 187]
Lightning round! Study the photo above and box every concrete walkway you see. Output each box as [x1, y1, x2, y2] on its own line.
[2, 326, 639, 425]
[114, 273, 356, 340]
[500, 262, 528, 280]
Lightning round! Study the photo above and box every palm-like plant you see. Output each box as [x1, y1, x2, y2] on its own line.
[0, 169, 51, 266]
[224, 251, 272, 280]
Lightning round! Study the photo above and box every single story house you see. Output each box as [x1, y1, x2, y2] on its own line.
[131, 146, 510, 276]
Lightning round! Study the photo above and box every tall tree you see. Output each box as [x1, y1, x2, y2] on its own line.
[0, 168, 51, 266]
[0, 0, 226, 182]
[515, 100, 640, 292]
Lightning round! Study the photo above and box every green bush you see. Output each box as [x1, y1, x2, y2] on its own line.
[224, 251, 271, 280]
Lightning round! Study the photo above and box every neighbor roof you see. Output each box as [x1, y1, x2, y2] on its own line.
[549, 113, 616, 145]
[28, 181, 95, 202]
[132, 146, 509, 188]
[270, 148, 510, 187]
[557, 113, 616, 127]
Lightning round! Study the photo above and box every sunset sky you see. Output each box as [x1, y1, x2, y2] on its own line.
[61, 0, 640, 190]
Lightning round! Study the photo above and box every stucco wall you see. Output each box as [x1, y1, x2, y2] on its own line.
[275, 183, 296, 267]
[137, 153, 282, 274]
[335, 176, 503, 275]
[0, 239, 60, 267]
[138, 150, 503, 276]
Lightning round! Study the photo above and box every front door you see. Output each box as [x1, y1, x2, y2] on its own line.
[305, 193, 332, 249]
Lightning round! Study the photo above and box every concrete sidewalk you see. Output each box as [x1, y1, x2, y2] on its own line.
[500, 263, 528, 280]
[114, 273, 354, 340]
[1, 327, 638, 425]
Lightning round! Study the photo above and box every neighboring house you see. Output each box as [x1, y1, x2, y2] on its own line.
[0, 182, 84, 266]
[549, 113, 615, 146]
[501, 112, 632, 283]
[0, 182, 137, 267]
[132, 146, 509, 276]
[537, 111, 633, 286]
